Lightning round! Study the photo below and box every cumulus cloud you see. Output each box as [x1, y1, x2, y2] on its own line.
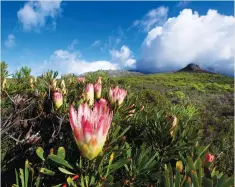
[68, 39, 78, 50]
[110, 46, 136, 69]
[137, 9, 235, 76]
[133, 6, 168, 32]
[4, 34, 16, 48]
[177, 0, 190, 8]
[17, 0, 62, 31]
[36, 49, 118, 76]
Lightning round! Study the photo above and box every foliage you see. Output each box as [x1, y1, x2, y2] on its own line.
[1, 64, 234, 186]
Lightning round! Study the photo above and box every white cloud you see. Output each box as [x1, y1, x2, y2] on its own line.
[4, 34, 16, 48]
[91, 40, 101, 48]
[133, 6, 168, 32]
[17, 0, 62, 31]
[110, 46, 136, 69]
[137, 9, 235, 76]
[68, 39, 78, 50]
[35, 49, 118, 76]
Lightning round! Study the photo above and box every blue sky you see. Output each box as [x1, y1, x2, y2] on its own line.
[1, 1, 234, 76]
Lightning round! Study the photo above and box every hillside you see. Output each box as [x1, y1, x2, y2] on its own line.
[1, 65, 234, 186]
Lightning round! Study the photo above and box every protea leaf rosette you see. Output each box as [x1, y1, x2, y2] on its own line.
[69, 98, 113, 160]
[109, 86, 127, 106]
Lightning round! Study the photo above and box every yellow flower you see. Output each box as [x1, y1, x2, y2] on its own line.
[176, 160, 183, 173]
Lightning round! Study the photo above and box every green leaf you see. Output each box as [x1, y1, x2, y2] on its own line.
[19, 168, 25, 187]
[198, 145, 210, 158]
[164, 164, 170, 187]
[194, 158, 202, 184]
[191, 170, 199, 187]
[35, 176, 41, 187]
[15, 169, 19, 187]
[57, 147, 66, 159]
[202, 177, 213, 187]
[52, 184, 63, 187]
[24, 160, 29, 187]
[36, 147, 45, 161]
[58, 167, 75, 175]
[217, 175, 233, 187]
[175, 169, 181, 187]
[48, 154, 73, 169]
[187, 156, 195, 171]
[67, 176, 77, 187]
[108, 159, 130, 174]
[40, 168, 55, 176]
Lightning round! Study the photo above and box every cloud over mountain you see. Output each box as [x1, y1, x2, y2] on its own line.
[137, 9, 235, 76]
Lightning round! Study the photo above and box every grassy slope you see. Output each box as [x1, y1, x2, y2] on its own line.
[111, 72, 234, 174]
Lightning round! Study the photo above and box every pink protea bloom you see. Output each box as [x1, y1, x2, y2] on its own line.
[205, 153, 215, 162]
[109, 86, 127, 106]
[84, 84, 94, 106]
[69, 99, 113, 160]
[77, 77, 85, 84]
[53, 91, 63, 109]
[94, 83, 102, 99]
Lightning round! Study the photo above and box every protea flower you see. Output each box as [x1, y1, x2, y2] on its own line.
[97, 76, 102, 84]
[77, 77, 85, 84]
[176, 160, 183, 172]
[53, 91, 63, 109]
[84, 84, 94, 106]
[109, 86, 127, 106]
[69, 99, 113, 160]
[205, 153, 215, 162]
[61, 80, 66, 89]
[2, 78, 6, 90]
[94, 83, 102, 99]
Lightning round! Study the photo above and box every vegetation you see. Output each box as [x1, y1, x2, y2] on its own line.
[1, 61, 234, 186]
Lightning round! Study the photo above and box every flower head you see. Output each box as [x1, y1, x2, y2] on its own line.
[84, 84, 94, 106]
[109, 86, 127, 106]
[53, 91, 63, 109]
[69, 99, 113, 160]
[205, 153, 215, 163]
[61, 80, 66, 89]
[77, 77, 85, 84]
[176, 160, 183, 172]
[94, 83, 102, 99]
[97, 76, 102, 84]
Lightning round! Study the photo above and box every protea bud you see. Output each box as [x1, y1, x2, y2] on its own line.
[168, 115, 177, 136]
[97, 76, 102, 84]
[61, 80, 66, 89]
[53, 91, 63, 109]
[94, 83, 102, 99]
[77, 77, 85, 84]
[205, 153, 215, 162]
[1, 78, 6, 90]
[29, 78, 34, 88]
[69, 99, 113, 160]
[109, 86, 127, 106]
[84, 84, 94, 106]
[176, 160, 183, 172]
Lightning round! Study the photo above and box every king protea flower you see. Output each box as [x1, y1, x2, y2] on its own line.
[109, 86, 127, 106]
[84, 84, 94, 106]
[53, 91, 63, 109]
[94, 83, 102, 99]
[77, 77, 85, 84]
[69, 99, 113, 160]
